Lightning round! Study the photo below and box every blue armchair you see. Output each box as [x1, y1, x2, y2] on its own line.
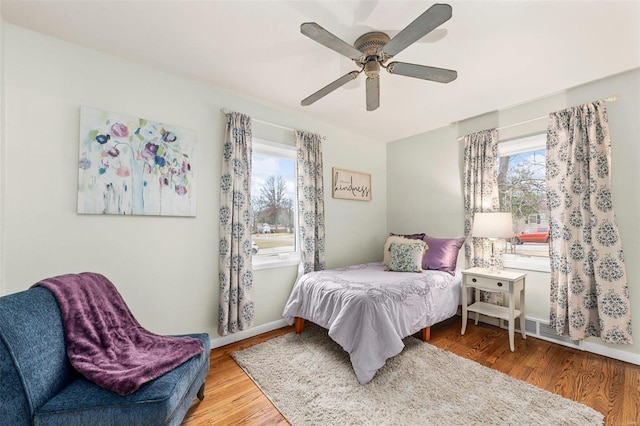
[0, 286, 210, 425]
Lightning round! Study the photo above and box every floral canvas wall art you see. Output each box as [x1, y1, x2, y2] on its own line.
[78, 107, 196, 216]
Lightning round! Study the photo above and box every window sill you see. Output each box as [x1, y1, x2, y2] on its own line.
[252, 254, 300, 271]
[503, 254, 550, 273]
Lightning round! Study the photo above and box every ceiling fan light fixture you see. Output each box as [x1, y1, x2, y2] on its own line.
[364, 60, 381, 78]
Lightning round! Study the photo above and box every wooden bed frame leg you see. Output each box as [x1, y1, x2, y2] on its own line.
[421, 326, 431, 342]
[294, 317, 305, 334]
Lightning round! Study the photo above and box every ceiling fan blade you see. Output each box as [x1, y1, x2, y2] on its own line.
[366, 76, 380, 111]
[301, 22, 363, 60]
[387, 62, 457, 83]
[301, 71, 361, 106]
[382, 4, 452, 58]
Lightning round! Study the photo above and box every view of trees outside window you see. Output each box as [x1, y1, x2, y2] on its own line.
[498, 136, 549, 258]
[251, 146, 296, 256]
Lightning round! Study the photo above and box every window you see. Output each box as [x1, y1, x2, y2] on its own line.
[251, 138, 298, 269]
[497, 133, 550, 272]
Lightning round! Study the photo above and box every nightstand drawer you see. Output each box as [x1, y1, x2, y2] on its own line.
[465, 275, 508, 292]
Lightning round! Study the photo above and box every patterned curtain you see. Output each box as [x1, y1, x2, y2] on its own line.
[295, 131, 326, 274]
[463, 129, 502, 304]
[546, 101, 632, 344]
[218, 112, 254, 336]
[463, 129, 501, 268]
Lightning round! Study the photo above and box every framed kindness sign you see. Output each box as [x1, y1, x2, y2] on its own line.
[332, 167, 371, 201]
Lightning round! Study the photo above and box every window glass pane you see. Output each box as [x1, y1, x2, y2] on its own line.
[251, 145, 296, 256]
[498, 138, 549, 258]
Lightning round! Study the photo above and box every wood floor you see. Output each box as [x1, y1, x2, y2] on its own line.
[182, 318, 640, 425]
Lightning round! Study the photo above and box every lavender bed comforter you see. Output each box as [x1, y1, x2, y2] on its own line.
[283, 262, 461, 384]
[34, 272, 204, 395]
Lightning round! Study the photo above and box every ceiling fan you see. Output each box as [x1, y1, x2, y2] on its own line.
[300, 3, 457, 111]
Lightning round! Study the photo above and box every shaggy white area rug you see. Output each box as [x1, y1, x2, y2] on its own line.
[232, 326, 604, 426]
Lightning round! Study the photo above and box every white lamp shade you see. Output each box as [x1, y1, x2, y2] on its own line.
[472, 212, 513, 239]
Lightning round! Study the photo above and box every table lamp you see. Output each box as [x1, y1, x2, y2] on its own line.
[472, 212, 513, 273]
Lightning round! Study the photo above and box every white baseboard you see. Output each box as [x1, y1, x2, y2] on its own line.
[522, 316, 640, 365]
[471, 313, 640, 366]
[582, 340, 640, 365]
[211, 318, 290, 349]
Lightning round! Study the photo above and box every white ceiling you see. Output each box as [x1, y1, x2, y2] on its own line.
[2, 1, 639, 142]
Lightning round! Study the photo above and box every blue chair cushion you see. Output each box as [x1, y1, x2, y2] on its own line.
[33, 333, 210, 426]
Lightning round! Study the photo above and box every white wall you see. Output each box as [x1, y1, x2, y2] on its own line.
[387, 68, 640, 363]
[0, 7, 6, 295]
[387, 124, 464, 238]
[0, 24, 388, 343]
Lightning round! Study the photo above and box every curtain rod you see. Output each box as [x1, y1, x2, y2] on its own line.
[220, 108, 295, 132]
[220, 108, 326, 139]
[455, 95, 620, 141]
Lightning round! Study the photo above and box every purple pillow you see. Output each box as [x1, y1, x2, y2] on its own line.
[422, 235, 465, 275]
[390, 232, 426, 240]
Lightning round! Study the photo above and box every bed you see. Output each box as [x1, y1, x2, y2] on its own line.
[282, 260, 462, 385]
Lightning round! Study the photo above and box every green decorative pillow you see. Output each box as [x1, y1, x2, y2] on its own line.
[389, 241, 426, 272]
[382, 235, 413, 265]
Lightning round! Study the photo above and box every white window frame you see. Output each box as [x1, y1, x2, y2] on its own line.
[251, 138, 300, 270]
[498, 133, 550, 273]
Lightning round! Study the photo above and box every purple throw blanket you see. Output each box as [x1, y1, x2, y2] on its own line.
[34, 273, 204, 396]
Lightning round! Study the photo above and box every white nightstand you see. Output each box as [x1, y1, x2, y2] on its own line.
[461, 267, 527, 352]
